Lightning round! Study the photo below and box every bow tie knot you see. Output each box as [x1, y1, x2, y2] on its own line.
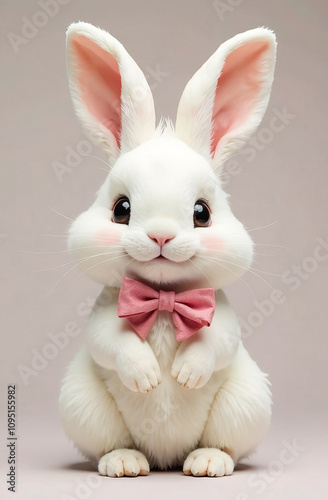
[118, 277, 215, 342]
[158, 290, 175, 312]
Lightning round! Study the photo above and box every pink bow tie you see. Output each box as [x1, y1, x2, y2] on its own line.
[118, 277, 215, 342]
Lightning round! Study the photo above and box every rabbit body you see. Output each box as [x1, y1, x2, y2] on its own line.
[60, 294, 270, 471]
[59, 22, 277, 477]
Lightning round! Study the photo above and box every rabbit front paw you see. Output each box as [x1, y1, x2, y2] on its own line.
[183, 448, 234, 477]
[116, 349, 162, 393]
[98, 449, 149, 477]
[171, 342, 215, 389]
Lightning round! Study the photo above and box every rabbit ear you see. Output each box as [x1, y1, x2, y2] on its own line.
[66, 22, 156, 165]
[175, 28, 277, 172]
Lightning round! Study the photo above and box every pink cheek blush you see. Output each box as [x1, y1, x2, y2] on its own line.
[94, 225, 122, 247]
[200, 233, 224, 251]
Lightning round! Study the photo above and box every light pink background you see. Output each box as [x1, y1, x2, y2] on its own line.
[1, 0, 327, 499]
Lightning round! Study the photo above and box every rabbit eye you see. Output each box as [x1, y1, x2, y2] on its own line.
[112, 196, 131, 225]
[194, 200, 211, 227]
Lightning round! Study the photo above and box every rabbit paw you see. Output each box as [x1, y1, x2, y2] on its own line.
[98, 449, 150, 477]
[171, 342, 215, 389]
[183, 448, 234, 477]
[116, 349, 162, 393]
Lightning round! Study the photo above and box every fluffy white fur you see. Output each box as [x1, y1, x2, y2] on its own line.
[66, 22, 155, 165]
[175, 28, 276, 170]
[59, 22, 276, 477]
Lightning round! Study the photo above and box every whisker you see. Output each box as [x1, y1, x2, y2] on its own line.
[197, 235, 291, 253]
[212, 151, 242, 175]
[19, 244, 126, 256]
[203, 247, 277, 258]
[246, 221, 278, 232]
[48, 207, 75, 222]
[201, 247, 261, 264]
[35, 250, 126, 273]
[81, 154, 127, 185]
[74, 253, 130, 281]
[200, 252, 282, 277]
[188, 258, 215, 288]
[46, 252, 127, 296]
[119, 256, 137, 272]
[198, 254, 283, 300]
[81, 154, 110, 173]
[197, 255, 258, 300]
[47, 259, 91, 297]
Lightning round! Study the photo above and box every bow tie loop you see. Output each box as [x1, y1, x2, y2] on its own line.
[118, 277, 215, 342]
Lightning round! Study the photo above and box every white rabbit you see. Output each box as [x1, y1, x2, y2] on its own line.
[59, 22, 276, 478]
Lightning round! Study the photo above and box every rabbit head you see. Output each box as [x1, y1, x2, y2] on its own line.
[66, 22, 276, 290]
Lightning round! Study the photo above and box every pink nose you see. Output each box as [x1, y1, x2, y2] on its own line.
[148, 234, 175, 247]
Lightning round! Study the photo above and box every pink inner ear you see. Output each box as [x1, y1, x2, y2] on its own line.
[210, 41, 269, 156]
[71, 34, 122, 146]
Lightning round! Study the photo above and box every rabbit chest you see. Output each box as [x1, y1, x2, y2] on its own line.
[98, 311, 225, 468]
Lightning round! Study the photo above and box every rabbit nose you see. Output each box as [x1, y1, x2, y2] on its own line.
[148, 234, 175, 247]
